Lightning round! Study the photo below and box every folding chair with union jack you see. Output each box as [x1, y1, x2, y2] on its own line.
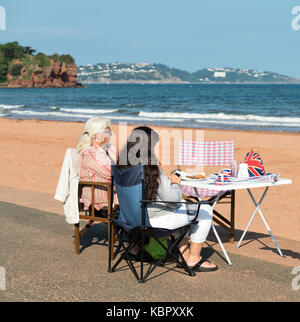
[178, 140, 236, 243]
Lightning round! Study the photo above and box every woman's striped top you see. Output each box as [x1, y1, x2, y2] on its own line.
[79, 144, 118, 210]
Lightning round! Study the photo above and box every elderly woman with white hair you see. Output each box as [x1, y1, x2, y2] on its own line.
[77, 117, 118, 215]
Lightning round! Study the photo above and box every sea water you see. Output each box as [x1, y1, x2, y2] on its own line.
[1, 83, 300, 132]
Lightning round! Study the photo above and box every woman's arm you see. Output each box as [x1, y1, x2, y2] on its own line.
[157, 170, 182, 203]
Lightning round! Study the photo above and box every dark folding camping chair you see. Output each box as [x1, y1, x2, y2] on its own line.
[108, 164, 210, 283]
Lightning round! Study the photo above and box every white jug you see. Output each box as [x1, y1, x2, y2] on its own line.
[237, 163, 249, 178]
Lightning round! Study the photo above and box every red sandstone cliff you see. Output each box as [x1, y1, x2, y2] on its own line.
[7, 59, 83, 88]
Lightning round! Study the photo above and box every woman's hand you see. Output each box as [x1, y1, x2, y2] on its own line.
[169, 173, 181, 185]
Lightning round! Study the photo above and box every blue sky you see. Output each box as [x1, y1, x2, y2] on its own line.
[1, 0, 300, 77]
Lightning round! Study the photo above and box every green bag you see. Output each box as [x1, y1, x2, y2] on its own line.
[144, 237, 168, 260]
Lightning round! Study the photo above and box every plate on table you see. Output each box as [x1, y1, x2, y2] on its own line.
[175, 170, 206, 181]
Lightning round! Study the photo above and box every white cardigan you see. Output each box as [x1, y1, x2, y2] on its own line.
[54, 148, 80, 224]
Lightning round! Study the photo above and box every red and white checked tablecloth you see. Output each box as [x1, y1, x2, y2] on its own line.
[178, 140, 234, 166]
[180, 185, 220, 198]
[178, 140, 234, 198]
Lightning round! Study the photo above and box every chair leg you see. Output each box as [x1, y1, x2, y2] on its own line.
[79, 220, 94, 239]
[230, 190, 235, 244]
[110, 223, 115, 259]
[108, 221, 114, 271]
[74, 223, 80, 255]
[108, 220, 113, 272]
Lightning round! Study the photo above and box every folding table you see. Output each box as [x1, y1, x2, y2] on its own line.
[180, 177, 292, 265]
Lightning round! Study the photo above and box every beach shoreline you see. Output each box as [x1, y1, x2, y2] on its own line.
[0, 117, 299, 242]
[2, 116, 300, 135]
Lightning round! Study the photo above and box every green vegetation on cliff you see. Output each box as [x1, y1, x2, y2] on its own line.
[0, 41, 75, 83]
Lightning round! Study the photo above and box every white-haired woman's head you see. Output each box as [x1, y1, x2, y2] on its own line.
[77, 117, 111, 152]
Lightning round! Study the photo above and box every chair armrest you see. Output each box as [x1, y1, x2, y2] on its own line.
[79, 181, 111, 188]
[140, 200, 210, 205]
[140, 200, 209, 223]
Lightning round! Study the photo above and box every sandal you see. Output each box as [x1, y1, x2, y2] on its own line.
[189, 258, 218, 272]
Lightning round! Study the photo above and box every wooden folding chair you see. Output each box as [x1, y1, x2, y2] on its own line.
[74, 181, 117, 259]
[178, 140, 236, 243]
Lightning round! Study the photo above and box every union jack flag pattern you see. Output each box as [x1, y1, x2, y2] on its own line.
[243, 149, 265, 177]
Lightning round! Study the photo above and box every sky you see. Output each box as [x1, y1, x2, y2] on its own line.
[1, 0, 300, 78]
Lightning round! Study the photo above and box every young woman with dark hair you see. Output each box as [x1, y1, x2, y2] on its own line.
[116, 126, 218, 272]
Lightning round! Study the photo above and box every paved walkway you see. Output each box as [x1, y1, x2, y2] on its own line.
[1, 184, 299, 268]
[0, 201, 299, 302]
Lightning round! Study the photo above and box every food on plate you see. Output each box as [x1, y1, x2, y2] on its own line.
[186, 174, 205, 180]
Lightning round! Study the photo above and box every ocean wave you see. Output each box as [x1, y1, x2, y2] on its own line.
[107, 114, 185, 122]
[194, 118, 300, 128]
[139, 111, 300, 127]
[0, 104, 24, 110]
[11, 110, 93, 118]
[7, 107, 300, 129]
[9, 109, 183, 123]
[58, 107, 119, 114]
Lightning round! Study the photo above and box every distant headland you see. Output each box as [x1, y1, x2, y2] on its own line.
[78, 62, 300, 84]
[1, 42, 299, 88]
[0, 42, 83, 88]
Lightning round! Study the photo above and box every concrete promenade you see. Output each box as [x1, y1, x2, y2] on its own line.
[0, 195, 299, 302]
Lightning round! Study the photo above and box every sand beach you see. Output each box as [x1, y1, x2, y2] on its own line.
[0, 117, 299, 243]
[1, 117, 300, 302]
